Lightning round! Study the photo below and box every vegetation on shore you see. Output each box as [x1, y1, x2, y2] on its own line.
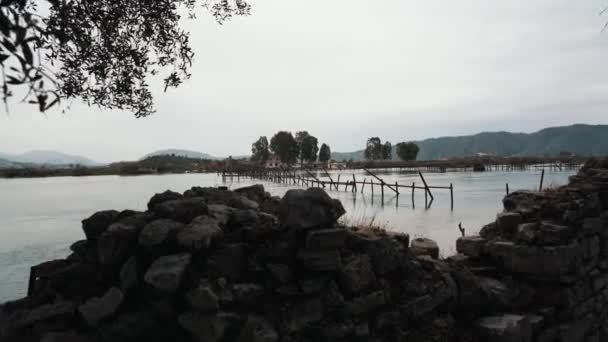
[0, 155, 231, 178]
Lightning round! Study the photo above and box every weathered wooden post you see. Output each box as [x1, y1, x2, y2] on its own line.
[418, 170, 434, 201]
[361, 178, 366, 194]
[450, 183, 454, 211]
[506, 183, 509, 195]
[412, 182, 415, 208]
[539, 169, 545, 191]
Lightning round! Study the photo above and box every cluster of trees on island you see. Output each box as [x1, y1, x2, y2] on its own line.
[364, 137, 420, 161]
[251, 131, 331, 166]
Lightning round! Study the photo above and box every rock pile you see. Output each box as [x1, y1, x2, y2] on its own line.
[0, 185, 452, 342]
[455, 158, 608, 341]
[2, 159, 608, 342]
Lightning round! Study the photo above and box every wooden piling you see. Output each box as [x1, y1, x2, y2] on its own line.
[418, 170, 434, 201]
[412, 182, 415, 208]
[539, 169, 545, 191]
[450, 183, 454, 211]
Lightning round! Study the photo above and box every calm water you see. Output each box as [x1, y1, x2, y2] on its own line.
[0, 169, 575, 302]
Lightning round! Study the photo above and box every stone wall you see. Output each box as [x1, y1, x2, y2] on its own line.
[1, 159, 607, 342]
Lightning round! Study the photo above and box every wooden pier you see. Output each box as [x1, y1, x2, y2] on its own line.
[222, 167, 454, 210]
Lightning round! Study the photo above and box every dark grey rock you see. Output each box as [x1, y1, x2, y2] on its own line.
[234, 184, 268, 203]
[138, 219, 183, 248]
[233, 283, 265, 306]
[266, 263, 294, 284]
[147, 190, 183, 211]
[97, 223, 140, 265]
[474, 314, 532, 342]
[207, 243, 247, 280]
[535, 221, 576, 245]
[305, 228, 347, 250]
[178, 311, 239, 342]
[237, 315, 278, 342]
[496, 212, 522, 236]
[339, 255, 376, 295]
[344, 291, 385, 316]
[119, 256, 138, 292]
[153, 197, 208, 223]
[185, 283, 219, 312]
[297, 249, 342, 271]
[208, 204, 235, 226]
[3, 301, 76, 331]
[278, 188, 345, 230]
[41, 331, 90, 342]
[144, 253, 191, 293]
[516, 223, 538, 243]
[410, 238, 440, 259]
[284, 298, 323, 333]
[456, 236, 486, 257]
[78, 287, 124, 327]
[82, 210, 120, 240]
[299, 277, 328, 294]
[176, 216, 222, 250]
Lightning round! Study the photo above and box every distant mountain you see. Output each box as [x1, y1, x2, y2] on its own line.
[0, 150, 101, 166]
[142, 149, 220, 160]
[331, 124, 608, 161]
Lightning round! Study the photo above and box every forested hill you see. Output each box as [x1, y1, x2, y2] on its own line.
[331, 124, 608, 161]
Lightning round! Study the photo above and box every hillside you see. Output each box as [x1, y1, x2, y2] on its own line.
[0, 150, 100, 167]
[331, 124, 608, 161]
[142, 149, 220, 160]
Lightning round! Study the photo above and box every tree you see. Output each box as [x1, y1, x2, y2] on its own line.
[396, 142, 420, 161]
[0, 0, 250, 116]
[364, 137, 383, 161]
[319, 143, 331, 163]
[295, 131, 319, 166]
[251, 136, 270, 163]
[382, 141, 392, 160]
[270, 131, 298, 165]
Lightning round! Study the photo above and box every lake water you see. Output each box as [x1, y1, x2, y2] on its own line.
[0, 169, 575, 303]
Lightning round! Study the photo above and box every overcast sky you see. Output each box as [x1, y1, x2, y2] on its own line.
[1, 0, 608, 163]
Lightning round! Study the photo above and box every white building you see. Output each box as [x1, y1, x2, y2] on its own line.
[265, 154, 283, 168]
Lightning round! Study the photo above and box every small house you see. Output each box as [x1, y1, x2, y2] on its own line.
[265, 154, 283, 169]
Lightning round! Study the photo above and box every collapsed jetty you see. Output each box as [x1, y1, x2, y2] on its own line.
[1, 159, 608, 342]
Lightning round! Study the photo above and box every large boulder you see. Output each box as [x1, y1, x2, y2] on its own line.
[97, 223, 140, 265]
[185, 283, 219, 312]
[234, 184, 269, 203]
[138, 219, 183, 248]
[278, 188, 345, 230]
[82, 210, 120, 240]
[410, 238, 440, 259]
[144, 253, 191, 294]
[78, 287, 124, 327]
[339, 255, 376, 295]
[147, 190, 183, 211]
[456, 236, 486, 257]
[176, 216, 223, 250]
[152, 198, 208, 223]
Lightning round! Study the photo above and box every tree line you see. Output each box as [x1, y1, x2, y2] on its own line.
[364, 137, 419, 161]
[251, 131, 332, 166]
